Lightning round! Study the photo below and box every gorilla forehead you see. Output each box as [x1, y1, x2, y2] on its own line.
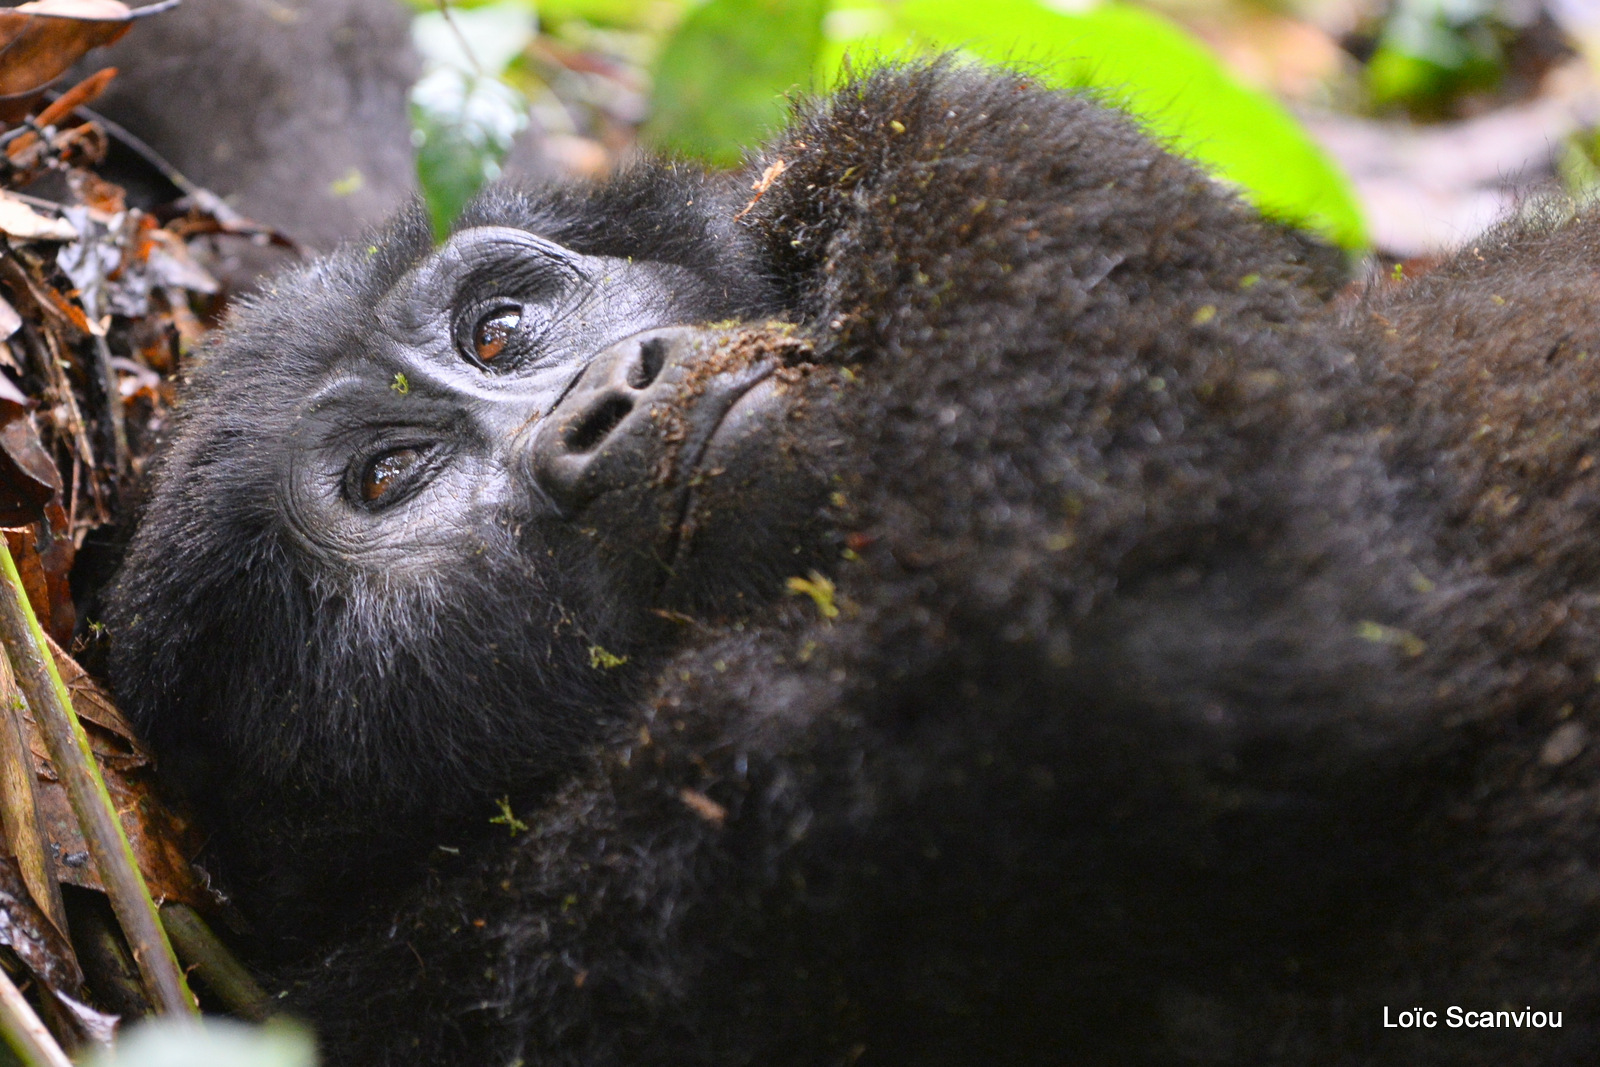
[216, 158, 771, 394]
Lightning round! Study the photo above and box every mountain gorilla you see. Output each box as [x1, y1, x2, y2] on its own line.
[105, 63, 1600, 1065]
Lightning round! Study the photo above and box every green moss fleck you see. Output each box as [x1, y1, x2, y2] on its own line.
[787, 571, 840, 619]
[490, 796, 528, 836]
[589, 645, 628, 670]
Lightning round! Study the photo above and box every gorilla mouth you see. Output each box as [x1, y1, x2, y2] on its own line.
[666, 370, 782, 567]
[530, 326, 830, 612]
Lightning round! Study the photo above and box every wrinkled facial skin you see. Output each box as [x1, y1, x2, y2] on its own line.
[286, 225, 831, 613]
[106, 210, 842, 927]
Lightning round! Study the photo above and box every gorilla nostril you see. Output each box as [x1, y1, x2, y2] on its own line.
[628, 337, 668, 389]
[565, 396, 632, 453]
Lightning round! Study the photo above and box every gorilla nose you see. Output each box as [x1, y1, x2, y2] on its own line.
[529, 329, 680, 514]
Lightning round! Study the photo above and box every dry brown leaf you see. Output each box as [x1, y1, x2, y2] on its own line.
[31, 505, 73, 647]
[0, 12, 235, 1028]
[0, 2, 136, 100]
[0, 295, 21, 341]
[40, 284, 93, 337]
[0, 650, 65, 939]
[3, 519, 74, 647]
[32, 65, 114, 129]
[140, 229, 216, 294]
[67, 170, 125, 216]
[0, 636, 210, 912]
[0, 373, 25, 412]
[8, 639, 209, 909]
[30, 758, 212, 909]
[0, 194, 77, 243]
[0, 854, 82, 995]
[46, 640, 144, 758]
[0, 255, 90, 338]
[2, 67, 118, 162]
[0, 415, 60, 529]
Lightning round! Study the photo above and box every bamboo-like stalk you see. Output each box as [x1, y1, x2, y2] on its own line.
[68, 895, 150, 1020]
[0, 966, 70, 1067]
[0, 541, 195, 1016]
[161, 904, 272, 1021]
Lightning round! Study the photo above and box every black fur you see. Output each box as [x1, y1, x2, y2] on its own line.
[107, 64, 1600, 1064]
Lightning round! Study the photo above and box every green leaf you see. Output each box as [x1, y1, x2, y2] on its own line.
[818, 0, 1367, 249]
[538, 0, 671, 26]
[645, 0, 828, 167]
[408, 2, 535, 236]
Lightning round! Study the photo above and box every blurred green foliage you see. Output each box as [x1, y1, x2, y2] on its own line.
[1560, 126, 1600, 195]
[1365, 0, 1504, 113]
[643, 0, 826, 165]
[409, 2, 536, 235]
[407, 0, 1367, 249]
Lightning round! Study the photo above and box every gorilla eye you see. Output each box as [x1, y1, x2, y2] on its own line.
[473, 307, 522, 364]
[360, 447, 425, 504]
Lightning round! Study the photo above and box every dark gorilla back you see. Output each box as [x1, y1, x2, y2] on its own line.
[107, 64, 1600, 1064]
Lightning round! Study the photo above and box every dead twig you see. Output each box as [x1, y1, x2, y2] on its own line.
[0, 539, 194, 1016]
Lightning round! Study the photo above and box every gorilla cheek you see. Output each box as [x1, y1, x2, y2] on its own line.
[529, 326, 841, 615]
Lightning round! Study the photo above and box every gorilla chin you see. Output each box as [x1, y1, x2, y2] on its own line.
[530, 325, 845, 617]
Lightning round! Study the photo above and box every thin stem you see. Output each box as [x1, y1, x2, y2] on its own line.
[435, 0, 485, 77]
[0, 967, 70, 1067]
[0, 541, 195, 1016]
[92, 332, 130, 481]
[160, 904, 272, 1021]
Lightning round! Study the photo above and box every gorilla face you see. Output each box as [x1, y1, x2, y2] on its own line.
[277, 226, 696, 568]
[108, 197, 841, 904]
[280, 225, 823, 612]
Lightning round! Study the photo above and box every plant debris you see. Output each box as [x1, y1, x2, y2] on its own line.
[0, 0, 284, 1055]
